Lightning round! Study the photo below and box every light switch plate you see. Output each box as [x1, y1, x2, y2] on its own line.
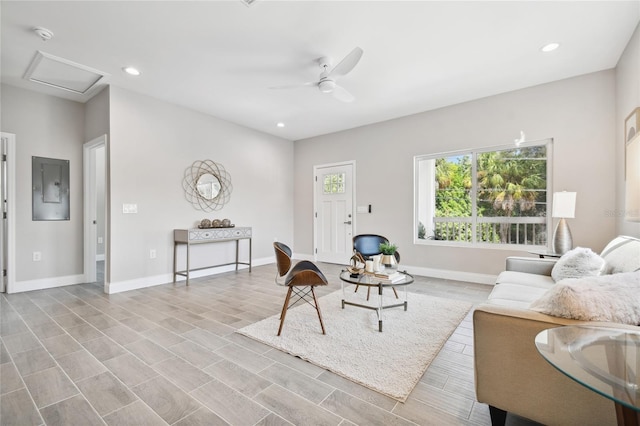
[356, 205, 368, 214]
[122, 203, 138, 214]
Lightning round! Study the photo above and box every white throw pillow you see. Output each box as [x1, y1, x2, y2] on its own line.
[529, 271, 640, 325]
[551, 247, 606, 282]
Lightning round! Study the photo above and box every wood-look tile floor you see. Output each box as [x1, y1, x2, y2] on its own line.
[0, 263, 541, 426]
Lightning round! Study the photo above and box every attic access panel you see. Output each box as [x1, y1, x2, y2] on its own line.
[32, 156, 70, 221]
[24, 51, 107, 95]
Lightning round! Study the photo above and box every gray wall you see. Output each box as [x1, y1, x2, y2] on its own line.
[2, 83, 294, 292]
[2, 24, 637, 292]
[107, 87, 293, 291]
[1, 84, 85, 285]
[294, 69, 620, 278]
[616, 23, 640, 237]
[85, 87, 110, 264]
[84, 86, 110, 142]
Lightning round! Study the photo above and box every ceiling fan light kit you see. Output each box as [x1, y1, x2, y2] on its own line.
[270, 47, 363, 102]
[318, 79, 336, 93]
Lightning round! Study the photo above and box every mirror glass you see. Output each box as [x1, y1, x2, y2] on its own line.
[196, 173, 221, 200]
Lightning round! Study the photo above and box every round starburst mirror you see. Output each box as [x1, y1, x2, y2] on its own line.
[183, 160, 232, 211]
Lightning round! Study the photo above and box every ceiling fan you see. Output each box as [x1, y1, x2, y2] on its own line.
[270, 47, 363, 102]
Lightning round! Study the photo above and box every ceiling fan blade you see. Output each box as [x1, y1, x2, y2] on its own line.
[269, 82, 317, 90]
[329, 47, 363, 78]
[332, 85, 355, 103]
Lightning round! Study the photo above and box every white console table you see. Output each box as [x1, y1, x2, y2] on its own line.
[173, 227, 252, 285]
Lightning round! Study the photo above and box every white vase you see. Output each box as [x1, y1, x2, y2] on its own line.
[372, 255, 383, 272]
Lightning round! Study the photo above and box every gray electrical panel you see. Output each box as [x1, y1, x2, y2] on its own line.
[32, 156, 70, 221]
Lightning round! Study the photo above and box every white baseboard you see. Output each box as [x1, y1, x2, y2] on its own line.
[9, 274, 87, 294]
[293, 252, 315, 261]
[403, 265, 496, 285]
[296, 253, 496, 286]
[8, 256, 494, 295]
[106, 273, 174, 294]
[106, 256, 273, 294]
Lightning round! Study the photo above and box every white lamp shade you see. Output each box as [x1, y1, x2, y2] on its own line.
[552, 191, 576, 218]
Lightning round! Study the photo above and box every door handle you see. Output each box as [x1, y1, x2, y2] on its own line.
[344, 221, 352, 225]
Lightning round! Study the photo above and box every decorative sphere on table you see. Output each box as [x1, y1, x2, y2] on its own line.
[347, 252, 365, 276]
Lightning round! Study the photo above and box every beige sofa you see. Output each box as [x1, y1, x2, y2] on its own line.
[473, 236, 640, 426]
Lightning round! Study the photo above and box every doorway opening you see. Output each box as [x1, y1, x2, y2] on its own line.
[0, 133, 16, 293]
[83, 135, 107, 292]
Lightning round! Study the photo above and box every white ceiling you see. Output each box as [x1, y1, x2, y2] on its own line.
[2, 1, 639, 141]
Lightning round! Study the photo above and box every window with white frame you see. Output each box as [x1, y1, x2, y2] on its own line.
[415, 140, 551, 246]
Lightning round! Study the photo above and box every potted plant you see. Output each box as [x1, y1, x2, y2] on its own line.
[379, 242, 398, 269]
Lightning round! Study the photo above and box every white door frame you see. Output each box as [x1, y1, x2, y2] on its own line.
[83, 135, 107, 290]
[313, 160, 356, 262]
[0, 133, 16, 293]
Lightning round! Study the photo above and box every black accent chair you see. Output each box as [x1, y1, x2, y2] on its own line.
[352, 234, 400, 300]
[273, 242, 327, 336]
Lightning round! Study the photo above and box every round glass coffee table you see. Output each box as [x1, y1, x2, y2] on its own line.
[339, 270, 414, 332]
[535, 326, 640, 425]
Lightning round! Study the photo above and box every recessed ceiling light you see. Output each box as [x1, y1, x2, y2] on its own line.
[123, 67, 141, 76]
[541, 43, 560, 53]
[276, 122, 285, 128]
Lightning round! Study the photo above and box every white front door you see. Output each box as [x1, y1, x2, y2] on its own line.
[314, 162, 355, 264]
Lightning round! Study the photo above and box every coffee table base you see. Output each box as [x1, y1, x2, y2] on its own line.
[341, 296, 407, 332]
[339, 270, 413, 332]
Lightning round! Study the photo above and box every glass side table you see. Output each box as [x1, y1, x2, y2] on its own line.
[535, 326, 640, 425]
[528, 250, 563, 259]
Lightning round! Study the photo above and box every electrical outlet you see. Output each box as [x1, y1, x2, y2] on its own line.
[149, 249, 156, 259]
[98, 237, 103, 244]
[33, 251, 42, 262]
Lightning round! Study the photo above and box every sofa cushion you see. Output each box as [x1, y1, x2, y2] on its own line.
[551, 247, 606, 282]
[529, 271, 640, 325]
[496, 271, 555, 289]
[600, 236, 640, 274]
[487, 282, 552, 309]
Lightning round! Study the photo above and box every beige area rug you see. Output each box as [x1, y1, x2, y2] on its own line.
[236, 289, 472, 402]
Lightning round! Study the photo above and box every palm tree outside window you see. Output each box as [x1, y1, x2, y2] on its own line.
[415, 140, 552, 247]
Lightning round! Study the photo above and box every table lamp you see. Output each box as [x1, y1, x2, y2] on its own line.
[552, 191, 576, 254]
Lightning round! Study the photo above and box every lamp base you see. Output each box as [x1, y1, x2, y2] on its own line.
[552, 218, 573, 255]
